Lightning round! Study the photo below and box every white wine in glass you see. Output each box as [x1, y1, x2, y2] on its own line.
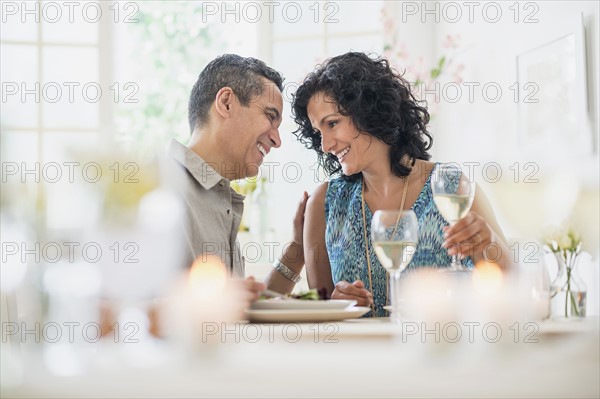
[371, 210, 418, 323]
[432, 194, 472, 224]
[373, 241, 417, 273]
[431, 163, 476, 271]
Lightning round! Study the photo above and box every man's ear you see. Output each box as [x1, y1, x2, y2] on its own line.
[214, 87, 235, 118]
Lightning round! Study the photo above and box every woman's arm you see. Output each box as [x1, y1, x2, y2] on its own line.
[265, 192, 308, 294]
[303, 182, 335, 296]
[303, 183, 373, 306]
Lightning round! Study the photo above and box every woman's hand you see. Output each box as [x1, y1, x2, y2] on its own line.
[264, 192, 309, 294]
[292, 191, 309, 247]
[279, 191, 309, 266]
[441, 185, 512, 269]
[331, 280, 373, 306]
[442, 210, 498, 263]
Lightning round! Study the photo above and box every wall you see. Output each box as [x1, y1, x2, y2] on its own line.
[431, 0, 598, 159]
[407, 1, 600, 314]
[260, 2, 599, 310]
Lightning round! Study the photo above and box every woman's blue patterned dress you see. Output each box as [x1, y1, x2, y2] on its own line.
[324, 167, 474, 317]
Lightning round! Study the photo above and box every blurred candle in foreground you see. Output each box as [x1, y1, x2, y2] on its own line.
[471, 261, 525, 325]
[401, 268, 465, 324]
[472, 261, 503, 298]
[159, 255, 247, 352]
[188, 255, 228, 301]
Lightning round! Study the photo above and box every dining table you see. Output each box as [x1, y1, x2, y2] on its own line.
[2, 315, 599, 398]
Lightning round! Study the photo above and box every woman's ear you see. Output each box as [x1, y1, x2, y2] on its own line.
[214, 87, 234, 118]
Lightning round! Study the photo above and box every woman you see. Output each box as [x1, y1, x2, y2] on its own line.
[292, 52, 510, 317]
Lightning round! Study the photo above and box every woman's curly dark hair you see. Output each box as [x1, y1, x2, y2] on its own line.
[292, 52, 432, 180]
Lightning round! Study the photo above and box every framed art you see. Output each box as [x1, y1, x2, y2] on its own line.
[517, 13, 592, 156]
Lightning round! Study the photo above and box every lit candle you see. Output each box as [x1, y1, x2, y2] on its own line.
[188, 255, 228, 303]
[471, 261, 524, 325]
[472, 261, 504, 298]
[158, 255, 247, 351]
[471, 261, 505, 321]
[401, 268, 462, 324]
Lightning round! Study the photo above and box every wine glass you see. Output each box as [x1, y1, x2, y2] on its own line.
[431, 163, 476, 272]
[371, 210, 419, 323]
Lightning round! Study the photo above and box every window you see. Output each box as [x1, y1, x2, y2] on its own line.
[261, 0, 386, 240]
[1, 0, 113, 232]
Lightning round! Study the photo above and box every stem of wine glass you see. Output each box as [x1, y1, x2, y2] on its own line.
[448, 220, 470, 272]
[449, 253, 470, 271]
[389, 270, 402, 324]
[450, 253, 460, 268]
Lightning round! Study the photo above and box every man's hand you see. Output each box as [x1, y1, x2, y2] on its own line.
[241, 276, 266, 302]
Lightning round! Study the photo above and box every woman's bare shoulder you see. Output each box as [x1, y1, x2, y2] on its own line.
[307, 181, 330, 209]
[412, 159, 437, 183]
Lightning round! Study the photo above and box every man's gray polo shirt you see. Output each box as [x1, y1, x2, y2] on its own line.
[168, 139, 245, 276]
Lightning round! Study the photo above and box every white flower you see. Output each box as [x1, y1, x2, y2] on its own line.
[558, 234, 573, 250]
[543, 224, 582, 252]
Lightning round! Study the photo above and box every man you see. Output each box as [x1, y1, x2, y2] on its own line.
[168, 54, 306, 299]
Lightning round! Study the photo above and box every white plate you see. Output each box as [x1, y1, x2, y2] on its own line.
[383, 301, 406, 312]
[246, 306, 371, 323]
[251, 299, 356, 310]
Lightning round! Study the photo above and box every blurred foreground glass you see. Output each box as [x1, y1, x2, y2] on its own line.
[401, 263, 533, 328]
[431, 163, 476, 272]
[371, 210, 418, 323]
[513, 241, 551, 321]
[90, 157, 186, 342]
[158, 255, 248, 354]
[37, 154, 187, 374]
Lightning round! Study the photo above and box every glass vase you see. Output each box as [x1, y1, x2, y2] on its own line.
[549, 250, 586, 320]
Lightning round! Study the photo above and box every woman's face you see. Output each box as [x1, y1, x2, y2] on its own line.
[306, 92, 377, 176]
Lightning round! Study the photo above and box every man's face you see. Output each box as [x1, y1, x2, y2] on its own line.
[228, 79, 283, 179]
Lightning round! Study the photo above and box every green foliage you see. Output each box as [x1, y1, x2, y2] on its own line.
[116, 2, 226, 157]
[429, 56, 446, 79]
[438, 56, 446, 69]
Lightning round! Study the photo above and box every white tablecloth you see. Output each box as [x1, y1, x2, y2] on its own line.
[3, 317, 599, 398]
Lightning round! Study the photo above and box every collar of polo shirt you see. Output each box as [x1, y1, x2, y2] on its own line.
[168, 139, 223, 190]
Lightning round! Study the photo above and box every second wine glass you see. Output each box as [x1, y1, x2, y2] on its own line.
[431, 163, 476, 272]
[371, 209, 419, 323]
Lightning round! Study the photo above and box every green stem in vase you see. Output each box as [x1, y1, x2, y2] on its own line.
[569, 288, 580, 317]
[567, 259, 580, 317]
[551, 279, 568, 299]
[565, 263, 569, 318]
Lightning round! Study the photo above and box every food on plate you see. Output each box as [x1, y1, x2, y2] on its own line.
[259, 288, 328, 301]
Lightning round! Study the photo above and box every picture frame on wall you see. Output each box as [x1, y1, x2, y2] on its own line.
[517, 13, 592, 156]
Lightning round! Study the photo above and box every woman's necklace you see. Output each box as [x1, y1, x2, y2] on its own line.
[361, 175, 409, 317]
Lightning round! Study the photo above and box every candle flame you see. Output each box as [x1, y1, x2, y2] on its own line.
[188, 255, 227, 300]
[472, 261, 503, 295]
